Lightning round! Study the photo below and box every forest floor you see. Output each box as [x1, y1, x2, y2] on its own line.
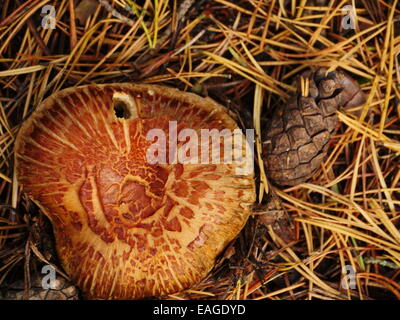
[0, 0, 400, 300]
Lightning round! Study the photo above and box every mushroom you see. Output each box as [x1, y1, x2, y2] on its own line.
[14, 84, 256, 299]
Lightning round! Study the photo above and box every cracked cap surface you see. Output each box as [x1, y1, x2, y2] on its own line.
[15, 83, 255, 299]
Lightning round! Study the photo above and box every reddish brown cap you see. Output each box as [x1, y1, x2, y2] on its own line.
[15, 84, 255, 299]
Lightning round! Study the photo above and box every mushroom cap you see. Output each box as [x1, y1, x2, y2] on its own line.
[15, 84, 255, 299]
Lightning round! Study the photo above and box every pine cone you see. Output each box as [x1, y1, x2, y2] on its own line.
[263, 68, 365, 186]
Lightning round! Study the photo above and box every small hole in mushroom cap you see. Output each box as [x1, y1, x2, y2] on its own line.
[112, 92, 138, 120]
[113, 100, 130, 119]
